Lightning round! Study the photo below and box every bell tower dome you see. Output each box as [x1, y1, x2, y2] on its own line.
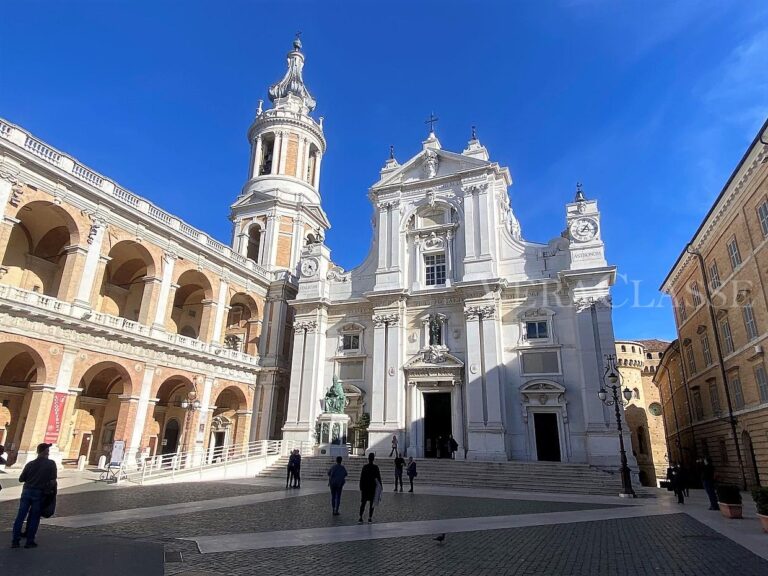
[231, 35, 330, 273]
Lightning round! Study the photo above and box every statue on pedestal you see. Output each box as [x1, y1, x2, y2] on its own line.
[324, 375, 346, 414]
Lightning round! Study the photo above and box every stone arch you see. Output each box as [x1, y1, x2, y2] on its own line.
[402, 198, 462, 233]
[210, 384, 250, 450]
[153, 375, 197, 456]
[1, 200, 82, 299]
[97, 240, 156, 322]
[71, 361, 134, 465]
[171, 270, 214, 340]
[0, 342, 47, 464]
[225, 292, 260, 353]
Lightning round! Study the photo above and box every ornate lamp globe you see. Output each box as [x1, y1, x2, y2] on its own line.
[622, 387, 633, 403]
[598, 388, 607, 402]
[607, 369, 619, 384]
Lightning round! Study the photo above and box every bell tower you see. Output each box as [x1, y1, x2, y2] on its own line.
[230, 35, 330, 273]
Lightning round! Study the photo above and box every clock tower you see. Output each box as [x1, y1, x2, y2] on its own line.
[566, 184, 606, 270]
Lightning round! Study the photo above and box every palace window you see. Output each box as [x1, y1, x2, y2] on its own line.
[691, 388, 704, 420]
[720, 318, 735, 354]
[691, 282, 701, 307]
[729, 376, 745, 410]
[709, 261, 721, 290]
[755, 365, 768, 404]
[708, 380, 721, 413]
[342, 334, 360, 351]
[742, 303, 758, 341]
[686, 345, 696, 374]
[425, 253, 446, 286]
[526, 321, 549, 340]
[701, 334, 712, 366]
[679, 300, 688, 322]
[727, 237, 742, 270]
[758, 199, 768, 237]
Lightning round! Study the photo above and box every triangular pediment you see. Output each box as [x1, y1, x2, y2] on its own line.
[374, 149, 492, 189]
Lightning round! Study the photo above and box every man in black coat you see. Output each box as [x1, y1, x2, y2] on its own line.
[12, 443, 57, 548]
[358, 452, 382, 523]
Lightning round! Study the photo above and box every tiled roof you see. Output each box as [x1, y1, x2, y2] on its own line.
[636, 339, 670, 352]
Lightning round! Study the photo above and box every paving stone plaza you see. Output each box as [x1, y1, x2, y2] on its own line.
[1, 468, 767, 575]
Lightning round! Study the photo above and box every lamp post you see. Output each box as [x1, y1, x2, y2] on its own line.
[180, 393, 201, 466]
[598, 354, 636, 498]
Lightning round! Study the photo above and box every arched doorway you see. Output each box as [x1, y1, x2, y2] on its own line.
[98, 241, 155, 322]
[171, 271, 213, 340]
[743, 430, 761, 488]
[210, 386, 248, 454]
[162, 418, 180, 455]
[153, 376, 196, 457]
[71, 362, 133, 465]
[0, 342, 46, 466]
[1, 201, 80, 299]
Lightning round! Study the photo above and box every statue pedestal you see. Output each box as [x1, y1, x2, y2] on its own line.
[315, 412, 350, 457]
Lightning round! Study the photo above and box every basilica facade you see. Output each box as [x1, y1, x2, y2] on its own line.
[271, 42, 634, 467]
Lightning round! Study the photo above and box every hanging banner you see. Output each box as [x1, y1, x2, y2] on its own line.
[43, 392, 68, 444]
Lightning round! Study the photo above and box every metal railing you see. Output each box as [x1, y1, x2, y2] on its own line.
[123, 439, 313, 485]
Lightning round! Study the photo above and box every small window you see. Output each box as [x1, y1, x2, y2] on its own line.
[709, 261, 721, 291]
[758, 199, 768, 237]
[727, 237, 742, 270]
[709, 380, 721, 413]
[621, 345, 626, 352]
[633, 388, 640, 400]
[425, 253, 446, 286]
[631, 346, 636, 353]
[342, 334, 360, 351]
[743, 303, 758, 341]
[646, 352, 652, 359]
[679, 300, 688, 322]
[701, 334, 712, 366]
[526, 321, 548, 340]
[691, 282, 701, 307]
[755, 365, 768, 404]
[729, 377, 744, 410]
[720, 318, 734, 354]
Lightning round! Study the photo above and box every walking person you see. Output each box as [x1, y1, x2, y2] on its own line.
[12, 443, 57, 548]
[327, 456, 348, 516]
[668, 463, 685, 504]
[406, 456, 417, 492]
[358, 452, 382, 523]
[389, 435, 398, 457]
[448, 435, 458, 460]
[393, 453, 405, 492]
[286, 450, 296, 489]
[699, 457, 718, 510]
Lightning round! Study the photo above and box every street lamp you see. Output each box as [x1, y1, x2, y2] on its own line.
[180, 393, 201, 464]
[598, 354, 636, 498]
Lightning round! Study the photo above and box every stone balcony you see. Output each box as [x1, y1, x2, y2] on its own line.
[0, 284, 259, 368]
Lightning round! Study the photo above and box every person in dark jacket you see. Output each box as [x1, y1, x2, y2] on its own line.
[448, 435, 459, 459]
[699, 457, 718, 510]
[286, 450, 296, 489]
[393, 454, 405, 492]
[667, 463, 684, 504]
[327, 456, 348, 515]
[358, 452, 382, 523]
[12, 443, 57, 548]
[406, 457, 417, 492]
[293, 450, 302, 488]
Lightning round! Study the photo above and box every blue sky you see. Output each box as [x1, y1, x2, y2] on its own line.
[1, 1, 767, 340]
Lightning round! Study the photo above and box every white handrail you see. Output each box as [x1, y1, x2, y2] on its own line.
[124, 438, 314, 485]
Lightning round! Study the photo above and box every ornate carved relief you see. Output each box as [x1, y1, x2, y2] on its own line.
[326, 265, 349, 283]
[573, 295, 612, 313]
[463, 305, 496, 320]
[372, 313, 399, 327]
[293, 319, 318, 333]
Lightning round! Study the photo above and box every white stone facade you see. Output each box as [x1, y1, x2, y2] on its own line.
[276, 42, 635, 467]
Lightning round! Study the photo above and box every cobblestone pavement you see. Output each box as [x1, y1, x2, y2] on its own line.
[0, 481, 280, 525]
[2, 479, 767, 576]
[164, 514, 768, 576]
[60, 491, 618, 539]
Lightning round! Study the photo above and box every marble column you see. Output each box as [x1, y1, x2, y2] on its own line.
[125, 365, 156, 467]
[72, 218, 107, 311]
[151, 251, 178, 331]
[211, 278, 230, 345]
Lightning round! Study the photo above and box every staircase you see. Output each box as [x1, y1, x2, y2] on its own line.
[259, 456, 650, 496]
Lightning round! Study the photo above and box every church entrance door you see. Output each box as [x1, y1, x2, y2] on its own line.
[424, 392, 452, 458]
[533, 413, 561, 462]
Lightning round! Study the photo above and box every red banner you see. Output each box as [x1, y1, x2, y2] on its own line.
[43, 392, 68, 444]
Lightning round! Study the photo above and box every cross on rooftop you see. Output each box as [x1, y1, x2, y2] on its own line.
[425, 112, 439, 134]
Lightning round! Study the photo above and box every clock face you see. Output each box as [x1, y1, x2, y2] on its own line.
[300, 258, 319, 278]
[569, 217, 598, 242]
